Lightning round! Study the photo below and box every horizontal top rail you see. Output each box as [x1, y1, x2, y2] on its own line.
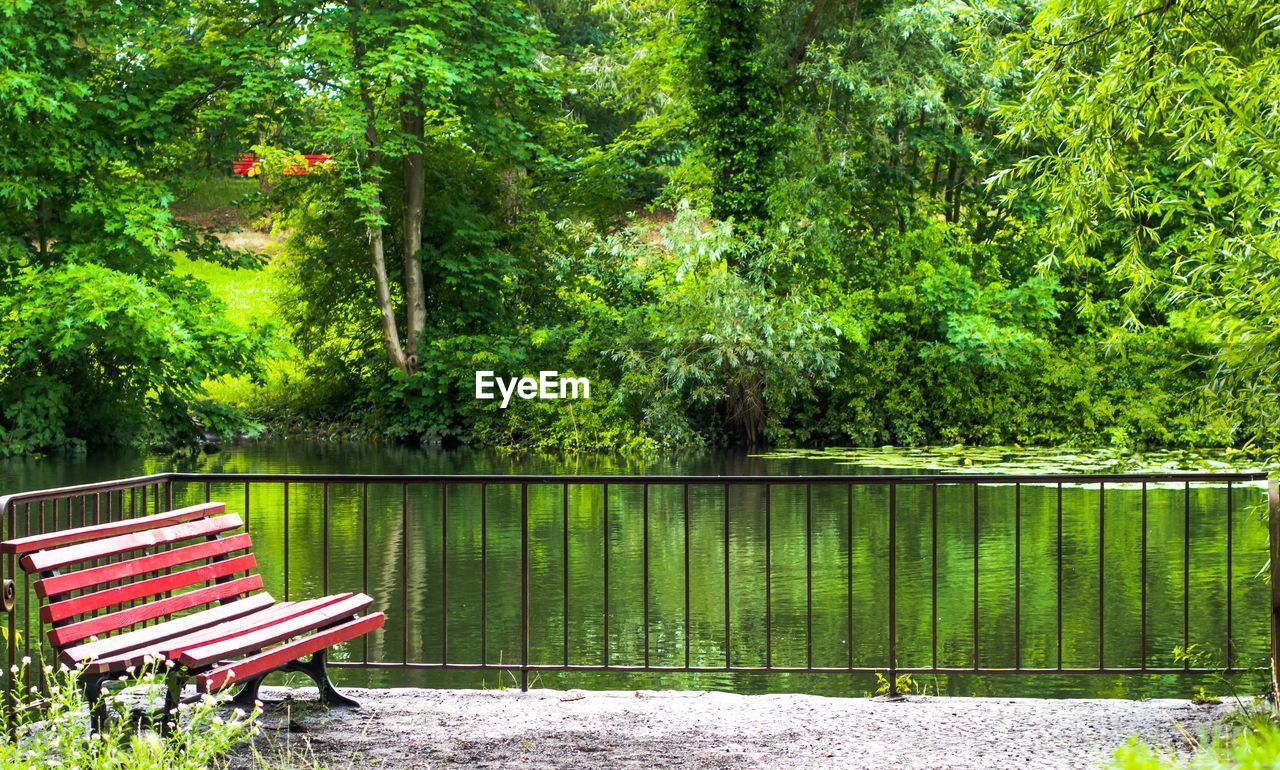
[0, 470, 1269, 510]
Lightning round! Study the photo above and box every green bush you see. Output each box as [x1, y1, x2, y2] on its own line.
[0, 263, 275, 455]
[1112, 710, 1280, 769]
[0, 659, 258, 769]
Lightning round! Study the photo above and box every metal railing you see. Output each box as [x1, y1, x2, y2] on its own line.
[1, 471, 1276, 699]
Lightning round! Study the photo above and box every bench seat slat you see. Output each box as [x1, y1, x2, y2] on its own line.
[1, 503, 225, 557]
[50, 575, 265, 648]
[43, 553, 258, 624]
[176, 593, 374, 668]
[83, 594, 353, 674]
[63, 592, 277, 666]
[23, 514, 243, 573]
[37, 533, 253, 598]
[161, 593, 354, 659]
[197, 612, 386, 693]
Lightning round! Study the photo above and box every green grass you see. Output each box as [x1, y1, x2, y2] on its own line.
[1112, 704, 1280, 769]
[171, 177, 300, 410]
[174, 255, 280, 328]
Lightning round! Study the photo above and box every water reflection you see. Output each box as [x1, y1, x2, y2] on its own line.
[0, 440, 1269, 699]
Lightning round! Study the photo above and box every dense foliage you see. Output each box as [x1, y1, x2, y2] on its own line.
[0, 0, 275, 454]
[2, 0, 1278, 453]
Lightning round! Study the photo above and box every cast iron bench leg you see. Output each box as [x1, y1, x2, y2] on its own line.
[230, 674, 265, 708]
[285, 649, 359, 708]
[81, 673, 109, 734]
[161, 670, 188, 736]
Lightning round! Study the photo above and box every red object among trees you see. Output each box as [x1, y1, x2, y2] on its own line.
[232, 152, 331, 176]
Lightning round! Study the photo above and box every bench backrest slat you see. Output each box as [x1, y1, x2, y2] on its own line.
[23, 513, 243, 573]
[49, 574, 265, 648]
[36, 532, 253, 599]
[1, 503, 225, 558]
[42, 553, 258, 624]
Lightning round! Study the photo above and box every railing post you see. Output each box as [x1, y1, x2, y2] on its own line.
[887, 482, 898, 698]
[520, 483, 529, 692]
[1268, 479, 1279, 698]
[4, 501, 15, 738]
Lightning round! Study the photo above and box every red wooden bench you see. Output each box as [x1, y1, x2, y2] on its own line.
[232, 152, 331, 176]
[0, 501, 384, 725]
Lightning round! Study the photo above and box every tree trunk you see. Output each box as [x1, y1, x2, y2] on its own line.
[401, 96, 427, 363]
[944, 122, 961, 223]
[257, 122, 274, 197]
[368, 224, 410, 372]
[351, 0, 410, 374]
[36, 196, 48, 260]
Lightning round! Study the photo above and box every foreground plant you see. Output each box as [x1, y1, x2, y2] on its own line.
[0, 659, 258, 769]
[1112, 704, 1280, 769]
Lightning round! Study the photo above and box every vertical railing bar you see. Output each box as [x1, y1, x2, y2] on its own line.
[283, 482, 291, 600]
[847, 483, 854, 672]
[1226, 480, 1234, 670]
[888, 482, 898, 696]
[684, 483, 691, 671]
[322, 483, 330, 595]
[1015, 482, 1021, 670]
[402, 483, 409, 665]
[931, 482, 938, 672]
[972, 483, 978, 672]
[362, 482, 370, 665]
[243, 483, 249, 535]
[1057, 482, 1063, 671]
[603, 483, 610, 668]
[204, 480, 211, 504]
[765, 483, 772, 670]
[1184, 480, 1191, 670]
[1268, 479, 1280, 697]
[1141, 481, 1148, 670]
[643, 483, 650, 669]
[481, 482, 488, 666]
[37, 500, 45, 691]
[563, 483, 570, 669]
[806, 482, 813, 671]
[724, 483, 730, 670]
[165, 479, 173, 512]
[23, 503, 30, 690]
[520, 482, 529, 691]
[5, 501, 15, 735]
[441, 483, 448, 666]
[1099, 481, 1105, 671]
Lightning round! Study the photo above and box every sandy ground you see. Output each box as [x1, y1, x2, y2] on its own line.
[225, 687, 1230, 769]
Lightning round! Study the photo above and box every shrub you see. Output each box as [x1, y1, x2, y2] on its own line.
[0, 659, 258, 769]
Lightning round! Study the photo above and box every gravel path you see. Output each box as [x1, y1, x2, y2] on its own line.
[229, 687, 1229, 769]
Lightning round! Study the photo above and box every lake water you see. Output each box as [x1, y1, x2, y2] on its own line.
[1, 440, 1271, 699]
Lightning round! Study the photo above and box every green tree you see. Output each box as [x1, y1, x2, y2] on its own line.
[995, 0, 1280, 444]
[682, 0, 783, 239]
[265, 0, 551, 374]
[0, 0, 274, 453]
